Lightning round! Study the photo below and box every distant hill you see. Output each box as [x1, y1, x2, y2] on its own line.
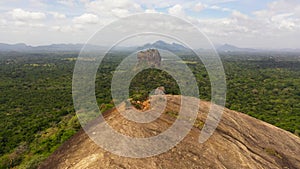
[0, 43, 33, 51]
[137, 41, 259, 53]
[0, 42, 300, 53]
[0, 41, 192, 53]
[216, 44, 300, 53]
[137, 40, 192, 53]
[0, 43, 104, 52]
[216, 44, 257, 52]
[40, 95, 300, 169]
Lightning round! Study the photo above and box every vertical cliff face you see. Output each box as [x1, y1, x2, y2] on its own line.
[137, 49, 161, 67]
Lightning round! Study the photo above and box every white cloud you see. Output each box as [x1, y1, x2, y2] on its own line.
[194, 0, 300, 45]
[209, 5, 232, 12]
[50, 12, 66, 19]
[145, 9, 157, 13]
[112, 8, 132, 17]
[0, 19, 7, 26]
[268, 0, 299, 13]
[168, 4, 185, 17]
[132, 0, 173, 8]
[85, 0, 142, 18]
[253, 0, 300, 17]
[193, 3, 205, 12]
[231, 10, 248, 20]
[252, 0, 300, 31]
[57, 0, 75, 7]
[271, 13, 297, 30]
[0, 0, 300, 48]
[11, 8, 46, 21]
[51, 25, 83, 32]
[191, 0, 300, 48]
[210, 0, 238, 4]
[73, 13, 99, 24]
[14, 21, 45, 27]
[195, 10, 257, 40]
[29, 0, 47, 8]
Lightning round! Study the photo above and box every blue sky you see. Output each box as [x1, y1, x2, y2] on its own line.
[0, 0, 299, 48]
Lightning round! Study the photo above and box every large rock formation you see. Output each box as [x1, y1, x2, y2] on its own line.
[137, 49, 161, 67]
[39, 95, 300, 169]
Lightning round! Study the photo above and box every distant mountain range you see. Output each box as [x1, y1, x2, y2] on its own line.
[137, 40, 192, 53]
[215, 44, 258, 52]
[0, 41, 299, 53]
[0, 41, 192, 53]
[0, 43, 103, 52]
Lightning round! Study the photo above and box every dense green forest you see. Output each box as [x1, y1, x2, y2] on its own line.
[0, 51, 299, 168]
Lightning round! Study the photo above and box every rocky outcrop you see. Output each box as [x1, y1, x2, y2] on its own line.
[154, 86, 165, 95]
[39, 95, 300, 169]
[137, 49, 161, 67]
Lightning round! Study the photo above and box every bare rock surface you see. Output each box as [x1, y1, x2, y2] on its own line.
[137, 49, 161, 67]
[39, 95, 300, 169]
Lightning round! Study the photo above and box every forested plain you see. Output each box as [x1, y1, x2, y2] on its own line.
[0, 51, 299, 168]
